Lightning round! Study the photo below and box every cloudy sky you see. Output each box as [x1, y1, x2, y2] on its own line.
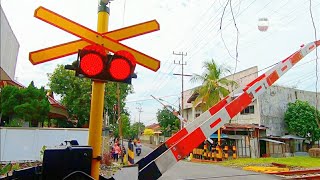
[1, 0, 320, 126]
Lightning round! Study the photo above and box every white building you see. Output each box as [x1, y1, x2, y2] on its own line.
[183, 66, 319, 137]
[0, 5, 20, 81]
[183, 66, 319, 157]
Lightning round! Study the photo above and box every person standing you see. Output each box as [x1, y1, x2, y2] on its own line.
[114, 143, 121, 162]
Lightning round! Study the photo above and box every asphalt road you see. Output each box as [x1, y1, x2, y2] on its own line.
[134, 143, 153, 162]
[134, 144, 280, 180]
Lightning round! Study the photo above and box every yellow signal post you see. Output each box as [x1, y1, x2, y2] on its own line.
[29, 4, 161, 178]
[88, 1, 109, 179]
[217, 128, 222, 160]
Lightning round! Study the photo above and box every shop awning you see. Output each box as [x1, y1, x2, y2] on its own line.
[210, 133, 228, 139]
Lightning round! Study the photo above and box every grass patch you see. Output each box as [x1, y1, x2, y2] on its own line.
[218, 157, 320, 169]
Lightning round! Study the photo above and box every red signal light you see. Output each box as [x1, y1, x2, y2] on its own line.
[109, 58, 131, 80]
[108, 51, 136, 81]
[75, 47, 136, 84]
[83, 44, 106, 56]
[115, 50, 136, 67]
[80, 53, 104, 76]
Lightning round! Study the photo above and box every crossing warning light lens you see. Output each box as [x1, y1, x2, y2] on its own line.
[116, 50, 136, 67]
[109, 58, 131, 80]
[80, 53, 104, 76]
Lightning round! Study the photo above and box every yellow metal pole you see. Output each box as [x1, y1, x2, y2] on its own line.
[218, 128, 222, 159]
[88, 1, 109, 179]
[218, 128, 221, 146]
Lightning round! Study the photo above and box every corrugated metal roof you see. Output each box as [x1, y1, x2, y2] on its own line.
[260, 138, 285, 144]
[280, 135, 305, 140]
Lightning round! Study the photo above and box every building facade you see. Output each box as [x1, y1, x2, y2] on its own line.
[183, 66, 319, 157]
[183, 66, 319, 137]
[0, 5, 20, 81]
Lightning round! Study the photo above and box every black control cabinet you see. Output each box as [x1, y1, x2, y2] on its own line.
[42, 146, 92, 180]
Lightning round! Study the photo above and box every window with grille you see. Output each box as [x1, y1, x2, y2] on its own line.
[240, 105, 254, 115]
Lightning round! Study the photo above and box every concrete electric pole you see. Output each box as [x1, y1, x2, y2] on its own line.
[173, 51, 191, 129]
[136, 103, 143, 139]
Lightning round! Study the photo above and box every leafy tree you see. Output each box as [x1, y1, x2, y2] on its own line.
[1, 82, 50, 127]
[4, 118, 23, 127]
[1, 86, 21, 117]
[190, 59, 237, 111]
[48, 65, 132, 127]
[112, 113, 131, 139]
[14, 82, 50, 127]
[129, 122, 145, 139]
[156, 107, 180, 136]
[143, 128, 154, 136]
[284, 100, 320, 146]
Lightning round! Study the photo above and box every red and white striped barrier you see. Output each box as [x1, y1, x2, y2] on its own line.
[137, 40, 319, 180]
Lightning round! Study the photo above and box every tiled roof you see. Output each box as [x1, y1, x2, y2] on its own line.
[223, 123, 267, 130]
[0, 80, 25, 88]
[47, 95, 67, 110]
[146, 123, 161, 130]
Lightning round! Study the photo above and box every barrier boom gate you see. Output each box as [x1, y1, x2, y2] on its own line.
[136, 40, 320, 180]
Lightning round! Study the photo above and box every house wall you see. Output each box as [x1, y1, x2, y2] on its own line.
[224, 66, 258, 89]
[225, 66, 262, 125]
[231, 100, 261, 125]
[0, 127, 89, 161]
[258, 85, 320, 136]
[184, 106, 203, 124]
[0, 6, 19, 80]
[182, 89, 196, 123]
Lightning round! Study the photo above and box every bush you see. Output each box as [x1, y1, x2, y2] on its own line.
[4, 118, 23, 127]
[308, 148, 320, 158]
[102, 152, 112, 166]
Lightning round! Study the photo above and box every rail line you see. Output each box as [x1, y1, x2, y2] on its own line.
[267, 169, 320, 179]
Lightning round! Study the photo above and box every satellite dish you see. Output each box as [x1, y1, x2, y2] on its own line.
[258, 18, 269, 32]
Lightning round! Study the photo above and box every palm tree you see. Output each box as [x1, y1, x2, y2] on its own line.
[190, 59, 237, 111]
[190, 59, 237, 153]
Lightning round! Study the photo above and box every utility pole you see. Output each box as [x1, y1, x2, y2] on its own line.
[173, 51, 192, 129]
[117, 83, 122, 144]
[136, 103, 143, 139]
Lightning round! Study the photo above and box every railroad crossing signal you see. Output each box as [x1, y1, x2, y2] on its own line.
[29, 6, 160, 72]
[66, 45, 137, 84]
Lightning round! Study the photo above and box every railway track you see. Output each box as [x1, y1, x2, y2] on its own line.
[267, 169, 320, 179]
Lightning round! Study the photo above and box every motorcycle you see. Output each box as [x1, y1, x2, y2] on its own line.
[135, 144, 142, 156]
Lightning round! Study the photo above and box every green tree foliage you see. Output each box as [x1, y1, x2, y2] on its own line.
[112, 120, 145, 139]
[156, 107, 180, 136]
[190, 59, 237, 111]
[48, 65, 132, 127]
[1, 82, 50, 127]
[1, 85, 21, 116]
[112, 114, 131, 138]
[130, 122, 145, 139]
[284, 100, 320, 145]
[4, 118, 23, 127]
